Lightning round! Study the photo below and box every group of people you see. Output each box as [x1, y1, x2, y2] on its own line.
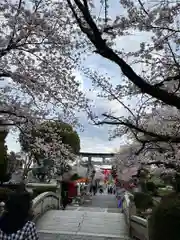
[89, 182, 117, 195]
[107, 184, 116, 194]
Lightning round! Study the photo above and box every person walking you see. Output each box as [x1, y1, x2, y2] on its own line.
[61, 179, 69, 210]
[113, 184, 116, 195]
[68, 181, 77, 204]
[91, 179, 97, 196]
[0, 191, 38, 239]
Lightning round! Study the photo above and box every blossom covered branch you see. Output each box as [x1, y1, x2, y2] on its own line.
[67, 0, 180, 109]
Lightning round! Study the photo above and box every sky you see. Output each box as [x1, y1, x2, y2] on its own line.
[5, 0, 152, 155]
[6, 54, 145, 155]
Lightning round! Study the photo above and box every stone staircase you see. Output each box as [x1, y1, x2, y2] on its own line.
[37, 208, 129, 240]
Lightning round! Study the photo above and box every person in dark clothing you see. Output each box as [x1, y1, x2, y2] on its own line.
[108, 186, 113, 194]
[99, 187, 103, 194]
[0, 191, 38, 239]
[61, 180, 69, 210]
[92, 185, 97, 195]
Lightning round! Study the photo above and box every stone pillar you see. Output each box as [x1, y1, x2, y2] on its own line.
[56, 177, 62, 209]
[88, 156, 92, 165]
[87, 156, 92, 178]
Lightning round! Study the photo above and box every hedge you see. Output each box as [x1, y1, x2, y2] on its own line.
[149, 193, 180, 240]
[146, 182, 157, 192]
[134, 192, 153, 210]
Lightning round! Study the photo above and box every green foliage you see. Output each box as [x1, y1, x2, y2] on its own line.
[150, 176, 165, 186]
[172, 173, 180, 193]
[155, 183, 166, 188]
[19, 120, 80, 156]
[149, 194, 180, 240]
[157, 188, 173, 197]
[32, 186, 57, 198]
[70, 173, 82, 181]
[32, 159, 54, 182]
[134, 192, 153, 210]
[0, 147, 8, 183]
[146, 182, 157, 193]
[137, 168, 149, 179]
[52, 121, 80, 154]
[0, 128, 11, 184]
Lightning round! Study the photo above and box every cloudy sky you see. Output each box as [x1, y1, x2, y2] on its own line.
[6, 0, 151, 155]
[6, 53, 144, 155]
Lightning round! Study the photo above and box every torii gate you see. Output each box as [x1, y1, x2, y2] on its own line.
[79, 152, 115, 165]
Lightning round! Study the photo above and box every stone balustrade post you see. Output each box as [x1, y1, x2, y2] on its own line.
[56, 178, 62, 208]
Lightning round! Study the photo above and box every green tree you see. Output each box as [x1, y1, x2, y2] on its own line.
[0, 122, 11, 184]
[20, 121, 80, 182]
[47, 121, 80, 155]
[19, 120, 80, 160]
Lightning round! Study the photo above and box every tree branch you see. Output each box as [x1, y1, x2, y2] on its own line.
[68, 0, 180, 110]
[154, 74, 180, 87]
[96, 113, 180, 143]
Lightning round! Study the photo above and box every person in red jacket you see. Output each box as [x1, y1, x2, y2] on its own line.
[68, 181, 77, 204]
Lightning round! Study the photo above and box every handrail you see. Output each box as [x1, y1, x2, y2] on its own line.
[0, 191, 60, 222]
[32, 191, 60, 222]
[122, 192, 131, 225]
[130, 215, 149, 240]
[122, 192, 149, 240]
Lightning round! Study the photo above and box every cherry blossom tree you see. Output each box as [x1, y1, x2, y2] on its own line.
[19, 120, 80, 167]
[18, 121, 79, 183]
[113, 144, 140, 168]
[66, 0, 180, 150]
[0, 0, 87, 126]
[0, 0, 89, 175]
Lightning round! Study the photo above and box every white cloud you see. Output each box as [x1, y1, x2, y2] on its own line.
[81, 135, 127, 154]
[80, 136, 116, 153]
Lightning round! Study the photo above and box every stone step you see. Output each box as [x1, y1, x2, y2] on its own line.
[38, 231, 130, 240]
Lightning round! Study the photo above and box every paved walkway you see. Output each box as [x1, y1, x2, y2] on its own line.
[36, 194, 129, 240]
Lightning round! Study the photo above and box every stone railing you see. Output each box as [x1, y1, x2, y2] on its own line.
[122, 192, 149, 240]
[32, 192, 60, 222]
[0, 191, 60, 221]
